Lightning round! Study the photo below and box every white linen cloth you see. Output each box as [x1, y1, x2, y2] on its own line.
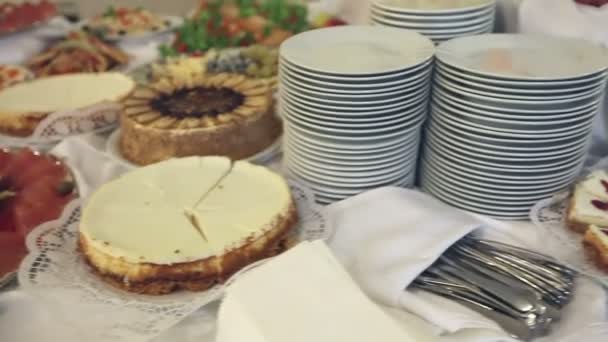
[326, 187, 608, 342]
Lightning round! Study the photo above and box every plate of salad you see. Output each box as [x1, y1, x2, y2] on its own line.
[160, 0, 346, 58]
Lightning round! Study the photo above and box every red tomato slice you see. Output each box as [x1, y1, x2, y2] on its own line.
[0, 231, 26, 277]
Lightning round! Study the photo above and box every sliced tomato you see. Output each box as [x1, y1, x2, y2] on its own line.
[13, 175, 73, 237]
[2, 149, 38, 178]
[0, 231, 26, 277]
[11, 155, 66, 190]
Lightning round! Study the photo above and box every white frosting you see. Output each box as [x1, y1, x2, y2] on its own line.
[572, 184, 608, 227]
[80, 157, 292, 264]
[580, 170, 608, 200]
[216, 241, 428, 342]
[0, 73, 134, 113]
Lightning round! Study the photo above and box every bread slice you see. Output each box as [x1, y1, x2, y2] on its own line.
[583, 225, 608, 273]
[0, 72, 135, 137]
[567, 171, 608, 233]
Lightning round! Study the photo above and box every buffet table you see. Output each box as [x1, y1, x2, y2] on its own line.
[1, 1, 608, 342]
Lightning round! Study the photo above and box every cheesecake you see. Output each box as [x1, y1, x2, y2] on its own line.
[119, 73, 281, 165]
[79, 156, 297, 295]
[583, 225, 608, 273]
[216, 240, 424, 342]
[567, 170, 608, 233]
[0, 72, 134, 137]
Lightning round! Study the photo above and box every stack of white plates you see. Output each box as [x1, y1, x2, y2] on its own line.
[370, 0, 496, 44]
[279, 26, 435, 205]
[420, 34, 608, 219]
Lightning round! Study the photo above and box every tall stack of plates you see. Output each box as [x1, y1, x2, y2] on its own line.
[420, 34, 608, 220]
[279, 26, 435, 205]
[370, 0, 496, 44]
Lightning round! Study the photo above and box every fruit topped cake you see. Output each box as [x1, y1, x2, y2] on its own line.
[567, 170, 608, 233]
[79, 156, 298, 295]
[0, 148, 76, 281]
[120, 73, 281, 165]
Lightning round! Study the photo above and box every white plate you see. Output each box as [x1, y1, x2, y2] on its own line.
[436, 63, 607, 95]
[433, 86, 603, 115]
[437, 81, 605, 111]
[281, 56, 434, 82]
[436, 60, 608, 88]
[436, 73, 604, 101]
[371, 14, 493, 34]
[281, 83, 429, 106]
[371, 2, 495, 20]
[421, 155, 578, 189]
[423, 146, 585, 181]
[422, 160, 574, 195]
[282, 87, 430, 113]
[286, 125, 420, 150]
[80, 15, 182, 43]
[370, 6, 494, 27]
[432, 107, 595, 136]
[437, 34, 608, 81]
[433, 92, 601, 121]
[285, 138, 419, 164]
[431, 107, 594, 139]
[280, 72, 430, 100]
[282, 100, 425, 123]
[427, 126, 589, 162]
[427, 121, 590, 157]
[286, 163, 412, 188]
[106, 129, 282, 168]
[426, 138, 587, 172]
[279, 62, 433, 89]
[280, 25, 434, 76]
[373, 0, 495, 14]
[422, 171, 551, 205]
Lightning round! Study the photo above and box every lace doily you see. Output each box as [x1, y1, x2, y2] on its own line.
[0, 102, 120, 149]
[530, 192, 608, 287]
[18, 181, 329, 342]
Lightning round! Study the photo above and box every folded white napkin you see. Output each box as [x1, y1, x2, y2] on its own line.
[325, 187, 608, 342]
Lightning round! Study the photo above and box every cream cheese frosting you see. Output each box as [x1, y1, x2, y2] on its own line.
[80, 156, 292, 265]
[0, 72, 134, 113]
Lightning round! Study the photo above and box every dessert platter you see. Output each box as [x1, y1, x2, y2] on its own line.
[80, 6, 183, 43]
[2, 1, 608, 341]
[0, 147, 77, 288]
[16, 156, 327, 340]
[531, 165, 608, 286]
[0, 0, 57, 36]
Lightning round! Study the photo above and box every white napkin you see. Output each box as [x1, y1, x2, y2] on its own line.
[325, 187, 608, 342]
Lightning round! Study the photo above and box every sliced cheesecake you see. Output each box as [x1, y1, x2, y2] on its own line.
[0, 72, 134, 136]
[79, 156, 297, 295]
[567, 170, 608, 233]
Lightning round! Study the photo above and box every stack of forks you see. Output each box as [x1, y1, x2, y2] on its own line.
[412, 236, 577, 341]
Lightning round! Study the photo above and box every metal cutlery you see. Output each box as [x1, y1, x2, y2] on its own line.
[411, 236, 577, 341]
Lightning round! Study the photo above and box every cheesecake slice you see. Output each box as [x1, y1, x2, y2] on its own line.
[0, 72, 134, 136]
[79, 156, 297, 295]
[216, 240, 428, 342]
[567, 170, 608, 233]
[583, 225, 608, 273]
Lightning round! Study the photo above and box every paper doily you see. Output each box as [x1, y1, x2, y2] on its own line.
[530, 192, 608, 287]
[0, 102, 121, 150]
[18, 181, 329, 342]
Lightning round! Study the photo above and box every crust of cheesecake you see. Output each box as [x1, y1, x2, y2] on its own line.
[583, 230, 608, 273]
[566, 199, 593, 234]
[79, 201, 298, 295]
[120, 107, 282, 165]
[0, 111, 49, 137]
